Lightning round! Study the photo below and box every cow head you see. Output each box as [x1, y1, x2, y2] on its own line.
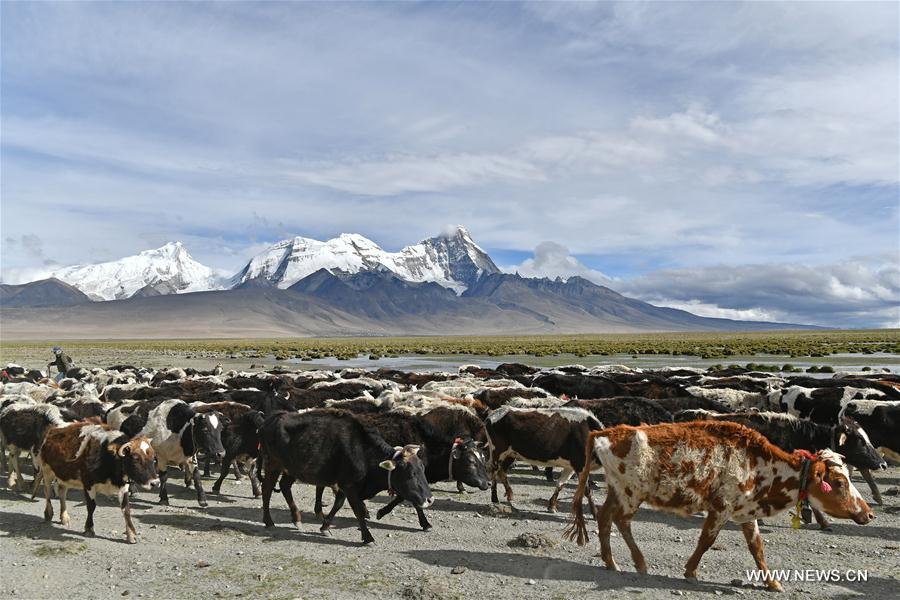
[117, 437, 160, 489]
[449, 438, 490, 491]
[834, 416, 887, 471]
[807, 449, 874, 525]
[379, 444, 433, 508]
[192, 412, 225, 457]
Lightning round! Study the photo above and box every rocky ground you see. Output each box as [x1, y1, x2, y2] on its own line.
[1, 461, 898, 600]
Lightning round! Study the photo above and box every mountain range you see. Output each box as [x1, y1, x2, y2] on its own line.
[0, 226, 812, 338]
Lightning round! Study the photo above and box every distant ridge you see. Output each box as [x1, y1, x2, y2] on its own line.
[1, 226, 818, 336]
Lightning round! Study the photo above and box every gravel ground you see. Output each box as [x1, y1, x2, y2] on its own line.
[2, 461, 898, 600]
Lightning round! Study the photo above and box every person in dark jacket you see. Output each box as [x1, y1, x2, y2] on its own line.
[47, 346, 73, 381]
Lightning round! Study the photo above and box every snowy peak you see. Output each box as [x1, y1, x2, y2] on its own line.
[50, 242, 225, 301]
[232, 226, 500, 292]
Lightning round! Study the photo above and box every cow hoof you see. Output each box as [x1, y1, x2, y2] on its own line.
[84, 528, 95, 537]
[211, 486, 221, 494]
[819, 525, 833, 532]
[375, 510, 387, 521]
[361, 538, 375, 546]
[60, 515, 70, 527]
[127, 535, 137, 545]
[264, 522, 275, 529]
[422, 525, 433, 532]
[685, 576, 698, 584]
[198, 501, 208, 508]
[767, 582, 784, 593]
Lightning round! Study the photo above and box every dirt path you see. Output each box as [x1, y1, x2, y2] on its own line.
[2, 462, 898, 599]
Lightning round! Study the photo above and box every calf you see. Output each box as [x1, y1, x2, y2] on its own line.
[259, 409, 433, 544]
[0, 402, 67, 490]
[484, 406, 604, 512]
[359, 411, 488, 531]
[211, 409, 266, 497]
[122, 399, 225, 507]
[37, 422, 158, 543]
[566, 421, 874, 592]
[841, 399, 900, 503]
[676, 410, 887, 522]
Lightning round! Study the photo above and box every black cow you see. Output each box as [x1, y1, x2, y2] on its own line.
[485, 406, 604, 512]
[211, 410, 266, 497]
[531, 373, 622, 398]
[343, 411, 489, 531]
[841, 400, 900, 503]
[563, 397, 673, 426]
[259, 409, 433, 544]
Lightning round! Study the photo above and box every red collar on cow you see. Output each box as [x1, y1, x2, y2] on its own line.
[792, 449, 817, 529]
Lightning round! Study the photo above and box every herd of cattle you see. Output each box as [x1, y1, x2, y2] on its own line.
[1, 361, 897, 591]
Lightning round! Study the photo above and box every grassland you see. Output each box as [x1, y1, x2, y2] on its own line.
[2, 329, 898, 363]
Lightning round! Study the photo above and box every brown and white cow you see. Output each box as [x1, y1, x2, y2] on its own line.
[37, 422, 159, 543]
[566, 421, 874, 592]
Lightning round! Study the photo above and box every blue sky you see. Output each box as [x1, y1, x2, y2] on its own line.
[1, 2, 898, 327]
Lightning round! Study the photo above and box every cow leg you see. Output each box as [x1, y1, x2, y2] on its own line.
[182, 460, 194, 489]
[8, 447, 23, 489]
[119, 486, 137, 544]
[247, 460, 261, 497]
[261, 466, 279, 528]
[84, 487, 97, 537]
[157, 465, 170, 506]
[321, 491, 346, 532]
[376, 495, 404, 521]
[544, 467, 555, 482]
[203, 455, 212, 477]
[496, 456, 515, 506]
[211, 451, 233, 494]
[740, 520, 782, 592]
[31, 468, 43, 499]
[42, 472, 54, 522]
[345, 488, 375, 545]
[234, 462, 245, 481]
[683, 510, 726, 582]
[58, 485, 70, 527]
[192, 465, 208, 507]
[812, 508, 832, 531]
[278, 474, 300, 528]
[547, 467, 574, 513]
[595, 492, 619, 571]
[314, 486, 326, 520]
[414, 505, 433, 532]
[859, 468, 883, 505]
[614, 512, 647, 573]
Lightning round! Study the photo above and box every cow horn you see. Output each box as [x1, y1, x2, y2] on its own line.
[403, 445, 421, 459]
[392, 446, 403, 460]
[117, 443, 130, 457]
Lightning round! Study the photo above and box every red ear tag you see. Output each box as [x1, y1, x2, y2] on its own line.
[454, 437, 464, 446]
[820, 481, 832, 493]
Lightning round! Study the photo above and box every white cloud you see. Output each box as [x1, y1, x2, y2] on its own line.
[503, 241, 612, 284]
[285, 153, 545, 196]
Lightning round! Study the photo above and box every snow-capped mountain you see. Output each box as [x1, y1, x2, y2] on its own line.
[231, 226, 499, 292]
[49, 242, 225, 301]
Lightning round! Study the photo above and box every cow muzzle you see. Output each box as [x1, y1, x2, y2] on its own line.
[854, 510, 876, 525]
[419, 497, 435, 509]
[143, 479, 161, 490]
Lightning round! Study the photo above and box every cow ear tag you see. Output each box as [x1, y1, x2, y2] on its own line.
[820, 481, 832, 493]
[379, 460, 396, 471]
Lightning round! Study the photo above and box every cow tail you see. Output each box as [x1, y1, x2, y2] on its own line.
[563, 431, 597, 546]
